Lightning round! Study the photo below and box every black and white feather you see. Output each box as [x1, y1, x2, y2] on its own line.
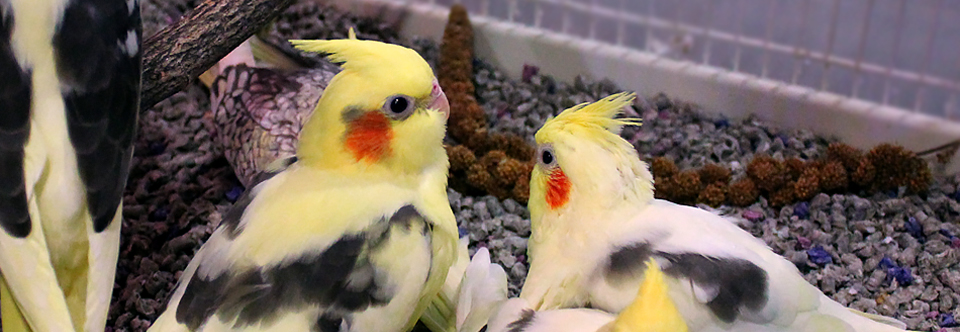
[521, 198, 910, 332]
[0, 0, 140, 331]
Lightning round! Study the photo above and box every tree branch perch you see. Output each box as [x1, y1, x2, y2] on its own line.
[141, 0, 296, 110]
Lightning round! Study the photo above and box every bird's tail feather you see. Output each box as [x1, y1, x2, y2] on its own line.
[455, 247, 508, 332]
[849, 308, 908, 329]
[812, 296, 910, 332]
[1, 275, 32, 332]
[248, 35, 303, 72]
[199, 33, 309, 89]
[198, 38, 255, 88]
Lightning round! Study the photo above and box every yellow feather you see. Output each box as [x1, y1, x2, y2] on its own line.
[408, 164, 460, 331]
[1, 276, 31, 332]
[535, 92, 639, 146]
[290, 38, 431, 80]
[610, 259, 688, 332]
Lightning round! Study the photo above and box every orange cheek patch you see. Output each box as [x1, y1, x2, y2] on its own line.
[345, 112, 393, 162]
[546, 168, 571, 209]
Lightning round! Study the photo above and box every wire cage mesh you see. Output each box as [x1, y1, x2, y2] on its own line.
[452, 0, 960, 118]
[330, 0, 960, 170]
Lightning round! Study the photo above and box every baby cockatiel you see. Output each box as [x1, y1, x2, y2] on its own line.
[421, 235, 508, 332]
[422, 235, 509, 332]
[0, 0, 140, 331]
[519, 92, 912, 332]
[488, 259, 688, 332]
[148, 36, 455, 332]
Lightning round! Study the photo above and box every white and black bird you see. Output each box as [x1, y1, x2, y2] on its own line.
[520, 93, 913, 332]
[0, 0, 140, 331]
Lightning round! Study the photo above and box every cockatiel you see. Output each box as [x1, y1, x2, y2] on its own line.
[488, 259, 688, 332]
[519, 92, 912, 332]
[0, 1, 140, 331]
[148, 36, 456, 332]
[423, 235, 508, 332]
[453, 245, 508, 332]
[202, 35, 340, 188]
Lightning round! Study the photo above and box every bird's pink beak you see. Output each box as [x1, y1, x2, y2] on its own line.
[428, 80, 450, 120]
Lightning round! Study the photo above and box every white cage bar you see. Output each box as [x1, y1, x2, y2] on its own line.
[329, 0, 960, 171]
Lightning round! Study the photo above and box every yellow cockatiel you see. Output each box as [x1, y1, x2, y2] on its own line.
[486, 259, 688, 332]
[519, 92, 913, 332]
[0, 0, 141, 331]
[148, 36, 457, 332]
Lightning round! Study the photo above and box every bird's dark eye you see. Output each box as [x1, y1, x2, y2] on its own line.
[389, 97, 409, 114]
[541, 149, 554, 165]
[382, 95, 415, 120]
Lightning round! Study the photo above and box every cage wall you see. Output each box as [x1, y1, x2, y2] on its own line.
[330, 0, 960, 172]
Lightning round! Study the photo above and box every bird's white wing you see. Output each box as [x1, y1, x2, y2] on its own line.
[591, 199, 821, 330]
[593, 200, 911, 332]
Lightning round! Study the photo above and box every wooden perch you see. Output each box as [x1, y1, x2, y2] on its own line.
[140, 0, 296, 110]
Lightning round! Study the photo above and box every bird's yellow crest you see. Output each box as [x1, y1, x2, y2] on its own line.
[291, 37, 431, 78]
[289, 35, 449, 177]
[535, 92, 640, 145]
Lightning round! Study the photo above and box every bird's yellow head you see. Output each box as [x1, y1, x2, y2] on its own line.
[528, 92, 654, 220]
[290, 36, 450, 176]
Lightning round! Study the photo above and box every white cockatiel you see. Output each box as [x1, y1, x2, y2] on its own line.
[425, 236, 509, 332]
[0, 0, 140, 331]
[148, 36, 458, 332]
[519, 92, 913, 332]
